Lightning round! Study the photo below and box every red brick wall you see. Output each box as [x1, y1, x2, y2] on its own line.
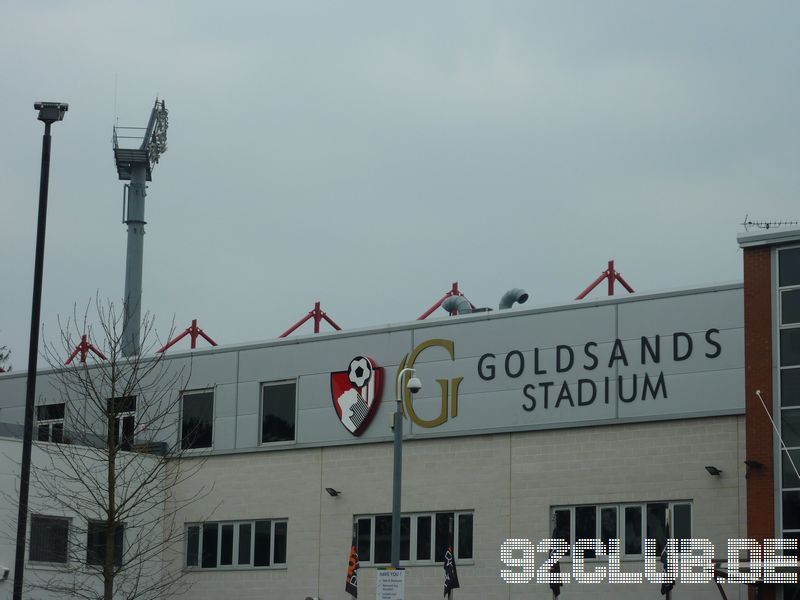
[744, 246, 776, 600]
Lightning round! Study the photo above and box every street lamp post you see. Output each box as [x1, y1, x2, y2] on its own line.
[13, 102, 68, 600]
[391, 367, 421, 568]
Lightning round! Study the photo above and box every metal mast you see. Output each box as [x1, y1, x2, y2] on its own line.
[113, 99, 168, 356]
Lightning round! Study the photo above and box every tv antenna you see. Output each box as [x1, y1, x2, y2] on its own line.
[741, 214, 798, 231]
[113, 98, 168, 356]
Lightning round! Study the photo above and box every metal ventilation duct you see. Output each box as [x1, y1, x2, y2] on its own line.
[499, 288, 529, 309]
[442, 296, 472, 315]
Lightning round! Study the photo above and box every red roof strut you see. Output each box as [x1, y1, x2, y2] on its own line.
[575, 260, 635, 300]
[417, 282, 476, 319]
[157, 319, 218, 353]
[279, 301, 342, 338]
[65, 334, 108, 365]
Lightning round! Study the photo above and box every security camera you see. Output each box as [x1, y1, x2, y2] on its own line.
[407, 377, 422, 394]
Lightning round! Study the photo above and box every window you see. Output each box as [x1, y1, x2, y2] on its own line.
[551, 502, 691, 558]
[575, 506, 597, 557]
[782, 289, 800, 326]
[108, 396, 136, 451]
[781, 329, 800, 367]
[673, 503, 691, 539]
[355, 511, 473, 565]
[551, 506, 619, 559]
[86, 521, 124, 567]
[185, 519, 287, 569]
[780, 247, 800, 287]
[261, 381, 296, 444]
[779, 247, 800, 547]
[784, 492, 800, 530]
[624, 506, 642, 555]
[181, 390, 214, 449]
[36, 403, 65, 443]
[29, 515, 69, 564]
[552, 508, 571, 543]
[646, 503, 669, 555]
[782, 369, 800, 407]
[600, 507, 617, 547]
[457, 513, 473, 560]
[784, 450, 800, 488]
[357, 517, 372, 562]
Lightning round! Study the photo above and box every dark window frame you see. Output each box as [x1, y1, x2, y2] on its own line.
[36, 403, 66, 444]
[781, 289, 800, 326]
[259, 380, 297, 445]
[779, 247, 800, 288]
[181, 389, 215, 450]
[354, 511, 474, 566]
[185, 519, 288, 570]
[107, 396, 137, 451]
[551, 501, 692, 559]
[29, 514, 70, 564]
[86, 520, 124, 567]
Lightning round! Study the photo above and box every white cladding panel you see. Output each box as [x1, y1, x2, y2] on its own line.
[409, 303, 618, 358]
[0, 286, 744, 448]
[237, 331, 414, 382]
[393, 286, 744, 440]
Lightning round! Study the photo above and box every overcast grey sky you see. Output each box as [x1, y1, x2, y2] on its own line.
[1, 1, 798, 370]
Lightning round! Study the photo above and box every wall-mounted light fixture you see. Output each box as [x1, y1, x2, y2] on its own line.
[705, 466, 723, 476]
[744, 459, 763, 479]
[325, 487, 341, 497]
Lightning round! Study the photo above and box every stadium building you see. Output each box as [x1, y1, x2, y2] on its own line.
[0, 228, 799, 599]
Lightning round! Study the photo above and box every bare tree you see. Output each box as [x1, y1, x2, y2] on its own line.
[0, 342, 10, 372]
[17, 298, 212, 600]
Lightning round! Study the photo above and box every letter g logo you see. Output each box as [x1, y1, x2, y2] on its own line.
[398, 339, 463, 428]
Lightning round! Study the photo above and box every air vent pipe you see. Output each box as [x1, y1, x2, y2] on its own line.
[442, 295, 472, 315]
[499, 288, 529, 309]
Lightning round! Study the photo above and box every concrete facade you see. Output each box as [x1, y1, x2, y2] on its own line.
[0, 438, 164, 600]
[166, 416, 747, 600]
[0, 279, 762, 599]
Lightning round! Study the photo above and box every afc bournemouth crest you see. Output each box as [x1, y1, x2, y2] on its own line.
[331, 356, 384, 436]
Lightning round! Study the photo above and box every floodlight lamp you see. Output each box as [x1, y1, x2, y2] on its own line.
[147, 101, 168, 164]
[34, 102, 68, 123]
[705, 465, 722, 476]
[325, 487, 341, 497]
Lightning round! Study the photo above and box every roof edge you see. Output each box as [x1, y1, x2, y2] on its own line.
[738, 226, 800, 248]
[0, 281, 743, 380]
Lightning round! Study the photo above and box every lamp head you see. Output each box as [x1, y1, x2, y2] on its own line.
[34, 102, 68, 123]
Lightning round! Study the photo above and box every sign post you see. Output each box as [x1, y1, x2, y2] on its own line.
[376, 567, 405, 600]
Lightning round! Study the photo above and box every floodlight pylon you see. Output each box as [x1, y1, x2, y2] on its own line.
[113, 99, 168, 356]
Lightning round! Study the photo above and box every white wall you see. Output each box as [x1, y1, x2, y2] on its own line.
[167, 415, 747, 600]
[0, 438, 165, 600]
